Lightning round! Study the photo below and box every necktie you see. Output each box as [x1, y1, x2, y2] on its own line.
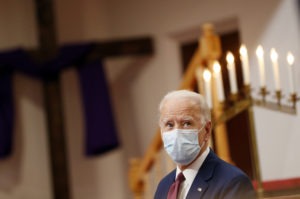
[167, 172, 185, 199]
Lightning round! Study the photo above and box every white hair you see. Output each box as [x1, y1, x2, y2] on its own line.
[159, 90, 211, 124]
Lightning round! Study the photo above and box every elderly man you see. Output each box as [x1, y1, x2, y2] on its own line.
[154, 90, 256, 199]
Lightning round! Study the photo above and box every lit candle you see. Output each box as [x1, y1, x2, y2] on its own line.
[256, 45, 266, 87]
[270, 48, 280, 91]
[239, 44, 250, 85]
[213, 61, 225, 102]
[226, 52, 238, 94]
[287, 52, 296, 94]
[203, 69, 212, 109]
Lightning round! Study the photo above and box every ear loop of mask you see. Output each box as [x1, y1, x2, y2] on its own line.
[199, 122, 207, 147]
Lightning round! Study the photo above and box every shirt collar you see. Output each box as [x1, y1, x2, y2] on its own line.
[176, 147, 210, 185]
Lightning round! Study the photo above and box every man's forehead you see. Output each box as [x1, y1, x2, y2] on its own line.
[160, 106, 200, 121]
[161, 106, 196, 115]
[161, 99, 199, 113]
[160, 114, 195, 122]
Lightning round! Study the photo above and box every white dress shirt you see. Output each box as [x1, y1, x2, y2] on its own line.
[176, 147, 210, 199]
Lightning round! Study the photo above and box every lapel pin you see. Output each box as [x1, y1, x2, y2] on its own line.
[197, 187, 202, 192]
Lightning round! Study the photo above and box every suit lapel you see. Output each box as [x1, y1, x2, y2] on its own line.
[161, 170, 176, 198]
[186, 177, 208, 199]
[186, 150, 219, 199]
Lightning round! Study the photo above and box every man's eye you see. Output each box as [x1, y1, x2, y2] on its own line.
[183, 121, 191, 127]
[166, 122, 173, 128]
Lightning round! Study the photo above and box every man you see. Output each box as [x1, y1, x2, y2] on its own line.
[154, 90, 256, 199]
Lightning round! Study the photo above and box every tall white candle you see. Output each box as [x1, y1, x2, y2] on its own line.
[287, 52, 296, 94]
[203, 69, 212, 109]
[239, 44, 250, 85]
[226, 52, 238, 94]
[256, 45, 266, 87]
[270, 48, 281, 91]
[213, 61, 225, 102]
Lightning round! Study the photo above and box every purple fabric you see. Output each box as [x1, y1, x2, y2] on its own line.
[42, 43, 93, 78]
[78, 61, 119, 156]
[0, 49, 40, 78]
[0, 49, 34, 158]
[0, 44, 119, 158]
[0, 74, 14, 158]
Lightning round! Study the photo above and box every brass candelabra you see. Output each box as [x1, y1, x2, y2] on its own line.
[212, 84, 299, 199]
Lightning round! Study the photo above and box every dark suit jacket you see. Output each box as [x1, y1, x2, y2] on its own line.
[154, 150, 256, 199]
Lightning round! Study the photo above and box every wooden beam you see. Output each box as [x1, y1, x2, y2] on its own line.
[34, 1, 70, 199]
[28, 36, 154, 63]
[34, 0, 58, 60]
[88, 37, 153, 58]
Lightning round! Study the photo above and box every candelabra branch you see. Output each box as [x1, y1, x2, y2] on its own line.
[243, 84, 252, 99]
[213, 87, 298, 126]
[229, 93, 239, 102]
[247, 87, 299, 115]
[290, 93, 300, 110]
[275, 90, 282, 106]
[259, 87, 269, 103]
[251, 92, 298, 115]
[213, 99, 252, 127]
[252, 99, 296, 114]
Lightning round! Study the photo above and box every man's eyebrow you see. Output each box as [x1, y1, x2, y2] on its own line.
[181, 116, 194, 121]
[160, 118, 171, 123]
[160, 116, 195, 124]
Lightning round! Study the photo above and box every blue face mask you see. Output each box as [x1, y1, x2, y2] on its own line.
[162, 126, 205, 165]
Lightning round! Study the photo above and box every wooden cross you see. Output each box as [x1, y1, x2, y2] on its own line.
[33, 1, 153, 198]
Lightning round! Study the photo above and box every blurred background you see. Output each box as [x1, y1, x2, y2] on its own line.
[0, 0, 300, 199]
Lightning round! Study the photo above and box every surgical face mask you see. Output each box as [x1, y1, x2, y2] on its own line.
[162, 125, 206, 165]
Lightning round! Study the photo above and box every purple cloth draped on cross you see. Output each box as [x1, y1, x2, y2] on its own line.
[0, 73, 14, 158]
[0, 45, 119, 159]
[78, 61, 119, 155]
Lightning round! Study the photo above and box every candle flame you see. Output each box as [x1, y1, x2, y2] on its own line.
[256, 45, 264, 57]
[203, 69, 211, 81]
[287, 52, 294, 65]
[270, 48, 278, 62]
[239, 44, 247, 56]
[213, 61, 221, 73]
[226, 52, 234, 64]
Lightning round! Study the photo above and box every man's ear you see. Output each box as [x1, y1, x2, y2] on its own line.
[204, 121, 212, 141]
